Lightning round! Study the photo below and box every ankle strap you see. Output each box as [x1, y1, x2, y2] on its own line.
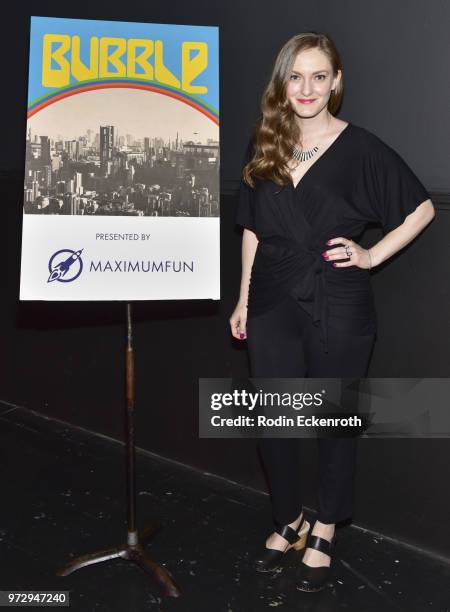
[308, 534, 335, 555]
[275, 524, 299, 544]
[275, 517, 306, 544]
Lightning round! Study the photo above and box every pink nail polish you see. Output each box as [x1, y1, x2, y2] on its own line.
[332, 262, 337, 267]
[239, 332, 246, 339]
[321, 251, 327, 256]
[326, 240, 332, 245]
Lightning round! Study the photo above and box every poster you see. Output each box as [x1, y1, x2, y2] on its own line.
[20, 16, 220, 301]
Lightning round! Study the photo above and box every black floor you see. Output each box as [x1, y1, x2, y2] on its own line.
[1, 402, 449, 612]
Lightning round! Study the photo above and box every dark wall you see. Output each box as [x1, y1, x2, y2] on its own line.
[1, 0, 449, 559]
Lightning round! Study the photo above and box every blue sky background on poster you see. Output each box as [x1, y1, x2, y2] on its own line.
[28, 16, 219, 111]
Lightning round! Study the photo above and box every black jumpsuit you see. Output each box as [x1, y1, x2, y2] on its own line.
[235, 122, 430, 526]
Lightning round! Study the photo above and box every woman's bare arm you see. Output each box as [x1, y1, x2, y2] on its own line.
[325, 199, 435, 269]
[229, 229, 259, 339]
[367, 199, 435, 267]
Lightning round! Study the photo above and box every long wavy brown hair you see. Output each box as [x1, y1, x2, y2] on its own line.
[243, 32, 344, 188]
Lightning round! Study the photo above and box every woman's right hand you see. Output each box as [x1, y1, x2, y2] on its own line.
[229, 301, 248, 340]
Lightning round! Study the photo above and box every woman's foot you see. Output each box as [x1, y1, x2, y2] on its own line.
[265, 510, 304, 552]
[254, 510, 310, 572]
[296, 520, 337, 592]
[301, 520, 335, 566]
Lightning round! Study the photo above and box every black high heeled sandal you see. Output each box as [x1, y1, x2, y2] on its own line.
[296, 531, 337, 592]
[254, 516, 310, 572]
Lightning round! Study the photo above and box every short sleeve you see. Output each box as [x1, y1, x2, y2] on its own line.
[362, 141, 430, 234]
[235, 136, 256, 232]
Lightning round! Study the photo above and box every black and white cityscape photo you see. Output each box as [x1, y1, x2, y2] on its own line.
[23, 89, 220, 217]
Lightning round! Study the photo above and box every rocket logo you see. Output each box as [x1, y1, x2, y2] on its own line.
[47, 248, 84, 283]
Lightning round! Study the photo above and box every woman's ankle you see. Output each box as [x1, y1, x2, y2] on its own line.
[287, 509, 304, 530]
[312, 520, 335, 536]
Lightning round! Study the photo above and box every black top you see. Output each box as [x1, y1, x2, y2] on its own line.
[235, 122, 430, 352]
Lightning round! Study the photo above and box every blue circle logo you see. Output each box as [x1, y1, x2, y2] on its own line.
[48, 249, 84, 283]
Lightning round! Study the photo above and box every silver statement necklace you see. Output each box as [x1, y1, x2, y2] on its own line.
[292, 144, 319, 162]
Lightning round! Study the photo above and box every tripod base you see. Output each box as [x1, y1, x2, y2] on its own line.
[57, 523, 181, 598]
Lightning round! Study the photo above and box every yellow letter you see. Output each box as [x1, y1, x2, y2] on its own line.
[71, 35, 99, 82]
[154, 40, 180, 88]
[99, 38, 127, 78]
[127, 39, 154, 80]
[42, 34, 70, 88]
[182, 42, 208, 94]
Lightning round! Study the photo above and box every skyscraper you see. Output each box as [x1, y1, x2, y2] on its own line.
[100, 125, 115, 166]
[73, 172, 83, 195]
[66, 140, 77, 160]
[40, 136, 51, 165]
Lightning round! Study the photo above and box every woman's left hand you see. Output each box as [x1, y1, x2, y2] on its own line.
[322, 237, 372, 269]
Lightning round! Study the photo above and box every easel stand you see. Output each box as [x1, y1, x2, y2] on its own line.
[57, 303, 181, 598]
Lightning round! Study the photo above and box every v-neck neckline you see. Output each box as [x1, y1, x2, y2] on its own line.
[291, 122, 352, 190]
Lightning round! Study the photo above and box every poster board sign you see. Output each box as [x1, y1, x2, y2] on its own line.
[20, 16, 220, 301]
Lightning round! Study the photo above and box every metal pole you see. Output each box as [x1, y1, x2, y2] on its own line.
[56, 302, 181, 598]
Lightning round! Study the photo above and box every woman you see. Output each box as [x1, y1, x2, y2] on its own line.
[229, 31, 435, 593]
